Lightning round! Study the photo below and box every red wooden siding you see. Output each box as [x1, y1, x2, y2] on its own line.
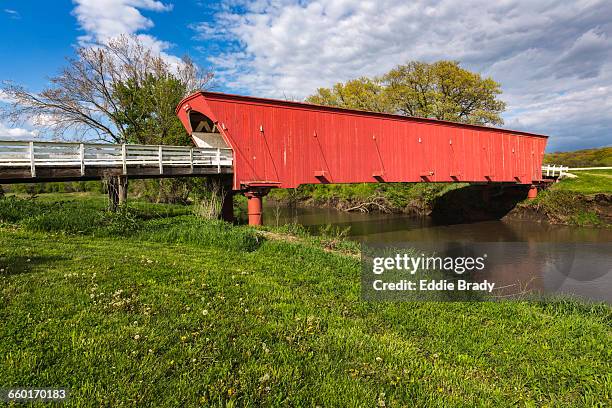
[176, 92, 548, 191]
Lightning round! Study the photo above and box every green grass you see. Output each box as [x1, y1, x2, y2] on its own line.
[0, 194, 260, 252]
[0, 195, 611, 406]
[551, 170, 612, 195]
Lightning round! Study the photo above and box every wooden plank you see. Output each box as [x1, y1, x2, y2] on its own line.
[0, 141, 233, 183]
[29, 141, 35, 177]
[80, 143, 85, 176]
[0, 141, 29, 145]
[0, 155, 29, 160]
[158, 146, 163, 174]
[0, 147, 31, 153]
[122, 144, 127, 175]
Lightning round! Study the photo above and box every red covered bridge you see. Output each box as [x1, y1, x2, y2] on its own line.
[176, 91, 548, 225]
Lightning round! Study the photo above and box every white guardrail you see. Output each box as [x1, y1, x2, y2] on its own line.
[542, 164, 612, 177]
[542, 164, 569, 177]
[0, 140, 233, 177]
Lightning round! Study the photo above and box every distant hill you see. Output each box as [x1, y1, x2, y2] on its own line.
[544, 147, 612, 167]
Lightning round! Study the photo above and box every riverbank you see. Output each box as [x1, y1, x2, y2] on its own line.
[505, 170, 612, 227]
[506, 189, 612, 227]
[268, 169, 612, 227]
[268, 183, 468, 216]
[1, 193, 610, 406]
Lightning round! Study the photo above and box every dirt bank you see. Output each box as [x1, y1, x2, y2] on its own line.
[504, 191, 612, 227]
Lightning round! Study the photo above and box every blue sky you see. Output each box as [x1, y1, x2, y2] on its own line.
[0, 1, 217, 88]
[1, 0, 611, 152]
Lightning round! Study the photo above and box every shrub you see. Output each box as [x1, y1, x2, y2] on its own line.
[101, 206, 141, 236]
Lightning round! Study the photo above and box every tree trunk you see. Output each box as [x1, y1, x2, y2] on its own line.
[107, 176, 119, 212]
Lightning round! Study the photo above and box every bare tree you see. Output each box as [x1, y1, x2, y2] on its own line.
[1, 35, 213, 210]
[0, 35, 212, 143]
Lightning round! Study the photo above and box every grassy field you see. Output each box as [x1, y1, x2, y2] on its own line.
[544, 147, 612, 168]
[0, 193, 610, 406]
[551, 170, 612, 195]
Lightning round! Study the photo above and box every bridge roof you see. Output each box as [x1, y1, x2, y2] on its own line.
[177, 91, 548, 139]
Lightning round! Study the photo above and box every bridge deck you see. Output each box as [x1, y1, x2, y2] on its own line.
[0, 141, 233, 183]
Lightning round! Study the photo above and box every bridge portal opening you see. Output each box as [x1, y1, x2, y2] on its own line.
[188, 111, 229, 149]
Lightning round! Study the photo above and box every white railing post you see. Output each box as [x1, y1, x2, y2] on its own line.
[80, 143, 85, 176]
[158, 145, 163, 174]
[121, 144, 127, 175]
[29, 141, 36, 177]
[189, 147, 194, 172]
[0, 141, 232, 178]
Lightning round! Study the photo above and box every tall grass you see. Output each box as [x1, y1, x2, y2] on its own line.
[138, 217, 261, 252]
[192, 182, 223, 220]
[0, 195, 261, 252]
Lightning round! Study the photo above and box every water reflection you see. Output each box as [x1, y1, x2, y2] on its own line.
[252, 204, 611, 303]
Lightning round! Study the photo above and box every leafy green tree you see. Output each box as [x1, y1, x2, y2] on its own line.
[112, 72, 199, 204]
[307, 77, 390, 113]
[307, 61, 505, 126]
[110, 74, 199, 204]
[113, 74, 190, 146]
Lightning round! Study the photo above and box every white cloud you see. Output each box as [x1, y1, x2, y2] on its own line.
[195, 0, 612, 151]
[73, 0, 172, 42]
[3, 9, 20, 19]
[0, 122, 38, 140]
[72, 0, 181, 66]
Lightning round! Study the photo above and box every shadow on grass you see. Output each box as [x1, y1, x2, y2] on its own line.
[0, 255, 68, 276]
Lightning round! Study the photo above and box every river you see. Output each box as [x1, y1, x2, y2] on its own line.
[244, 204, 612, 303]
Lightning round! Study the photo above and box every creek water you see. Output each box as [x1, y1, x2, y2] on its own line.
[245, 204, 612, 303]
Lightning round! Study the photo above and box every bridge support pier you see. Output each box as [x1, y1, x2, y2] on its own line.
[106, 176, 128, 211]
[528, 185, 538, 200]
[244, 189, 269, 226]
[107, 177, 119, 211]
[118, 176, 128, 206]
